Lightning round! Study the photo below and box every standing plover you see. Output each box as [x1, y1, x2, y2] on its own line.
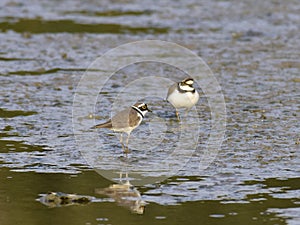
[167, 78, 199, 120]
[93, 102, 151, 153]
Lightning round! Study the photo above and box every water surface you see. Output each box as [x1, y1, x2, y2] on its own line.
[0, 0, 299, 224]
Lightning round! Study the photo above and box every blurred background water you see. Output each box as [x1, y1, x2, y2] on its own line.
[0, 0, 299, 224]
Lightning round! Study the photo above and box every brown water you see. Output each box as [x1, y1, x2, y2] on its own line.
[0, 0, 299, 224]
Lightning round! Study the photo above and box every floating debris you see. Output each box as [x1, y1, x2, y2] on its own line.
[38, 192, 94, 208]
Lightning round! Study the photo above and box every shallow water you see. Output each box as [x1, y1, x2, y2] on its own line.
[0, 0, 299, 224]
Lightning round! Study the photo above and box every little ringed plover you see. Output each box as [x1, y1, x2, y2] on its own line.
[92, 102, 151, 153]
[167, 77, 199, 120]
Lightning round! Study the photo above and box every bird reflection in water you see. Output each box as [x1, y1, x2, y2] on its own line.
[95, 171, 146, 214]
